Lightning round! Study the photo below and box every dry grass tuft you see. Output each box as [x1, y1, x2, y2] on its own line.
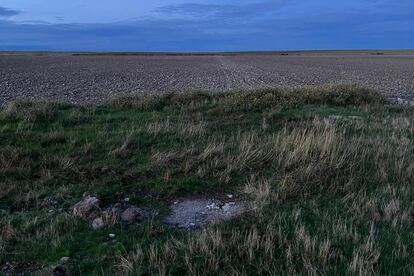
[108, 84, 384, 112]
[108, 91, 212, 111]
[151, 146, 196, 168]
[0, 146, 32, 178]
[41, 130, 66, 145]
[146, 118, 207, 138]
[110, 134, 136, 158]
[2, 99, 68, 123]
[244, 176, 272, 209]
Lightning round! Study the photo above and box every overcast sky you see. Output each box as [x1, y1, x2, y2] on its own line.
[0, 0, 413, 51]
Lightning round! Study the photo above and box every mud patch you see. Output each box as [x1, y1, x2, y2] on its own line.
[164, 197, 248, 229]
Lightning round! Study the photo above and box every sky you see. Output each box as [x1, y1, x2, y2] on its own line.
[0, 0, 413, 51]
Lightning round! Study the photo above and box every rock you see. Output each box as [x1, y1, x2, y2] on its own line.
[120, 206, 151, 223]
[72, 196, 100, 219]
[206, 202, 221, 210]
[1, 262, 13, 274]
[53, 265, 68, 276]
[394, 97, 414, 106]
[227, 194, 234, 199]
[59, 257, 70, 264]
[109, 233, 116, 238]
[91, 217, 105, 230]
[222, 202, 236, 213]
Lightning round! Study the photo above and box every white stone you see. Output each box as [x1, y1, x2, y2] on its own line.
[59, 257, 70, 264]
[92, 217, 105, 230]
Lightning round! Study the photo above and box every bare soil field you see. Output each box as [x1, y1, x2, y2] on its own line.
[1, 52, 414, 106]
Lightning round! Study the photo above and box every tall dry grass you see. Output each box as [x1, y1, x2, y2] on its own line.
[2, 100, 69, 123]
[108, 84, 385, 112]
[151, 114, 413, 202]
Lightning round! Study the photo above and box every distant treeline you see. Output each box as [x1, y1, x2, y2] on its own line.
[69, 49, 414, 56]
[1, 49, 413, 57]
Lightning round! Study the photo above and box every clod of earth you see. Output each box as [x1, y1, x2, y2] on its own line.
[164, 197, 248, 229]
[71, 196, 157, 229]
[120, 206, 155, 223]
[72, 195, 100, 221]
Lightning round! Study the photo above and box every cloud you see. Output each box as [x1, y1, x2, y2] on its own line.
[0, 0, 412, 51]
[154, 1, 287, 21]
[155, 3, 226, 16]
[0, 6, 20, 17]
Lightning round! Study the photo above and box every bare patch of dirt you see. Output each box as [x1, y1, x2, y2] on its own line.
[164, 196, 248, 230]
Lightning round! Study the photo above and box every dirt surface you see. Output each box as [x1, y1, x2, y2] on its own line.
[164, 196, 247, 229]
[1, 52, 414, 106]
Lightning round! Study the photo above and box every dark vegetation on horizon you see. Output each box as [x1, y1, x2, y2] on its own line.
[2, 49, 414, 57]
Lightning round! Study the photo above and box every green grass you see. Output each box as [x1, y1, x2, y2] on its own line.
[1, 84, 413, 275]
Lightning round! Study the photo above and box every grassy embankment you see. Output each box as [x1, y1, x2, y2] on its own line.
[1, 85, 413, 275]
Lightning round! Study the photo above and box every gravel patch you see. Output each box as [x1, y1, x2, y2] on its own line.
[1, 53, 414, 107]
[164, 197, 248, 230]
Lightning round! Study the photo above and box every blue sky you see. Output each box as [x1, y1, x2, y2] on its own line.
[0, 0, 413, 51]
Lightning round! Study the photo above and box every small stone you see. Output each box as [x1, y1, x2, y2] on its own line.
[59, 257, 70, 264]
[72, 196, 100, 219]
[206, 203, 220, 210]
[222, 202, 236, 213]
[227, 194, 233, 199]
[92, 217, 105, 230]
[189, 222, 196, 227]
[121, 206, 149, 223]
[109, 233, 116, 238]
[124, 198, 130, 202]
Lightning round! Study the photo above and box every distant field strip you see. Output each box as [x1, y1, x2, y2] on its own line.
[1, 53, 414, 106]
